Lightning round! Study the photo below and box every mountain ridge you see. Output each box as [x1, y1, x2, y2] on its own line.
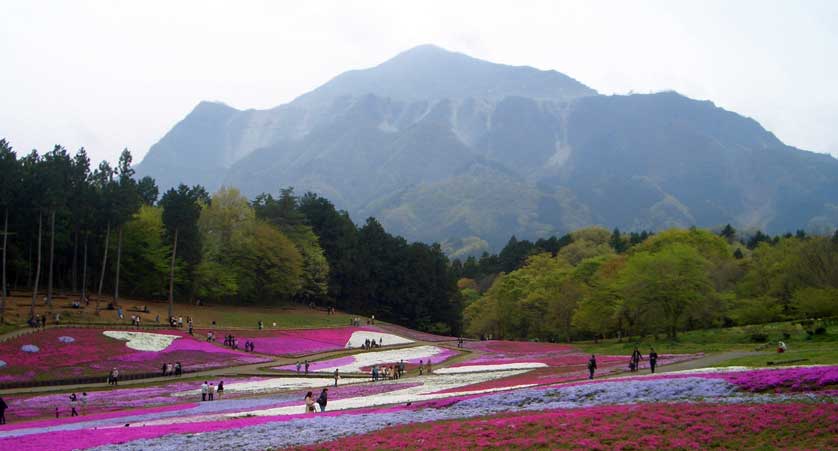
[136, 45, 838, 254]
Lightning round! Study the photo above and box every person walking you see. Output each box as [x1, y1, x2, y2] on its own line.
[587, 355, 597, 379]
[217, 381, 224, 399]
[208, 383, 215, 401]
[334, 369, 340, 387]
[316, 388, 328, 412]
[419, 360, 424, 376]
[111, 368, 119, 385]
[69, 394, 79, 417]
[201, 381, 209, 401]
[304, 360, 310, 375]
[630, 347, 643, 372]
[81, 392, 88, 415]
[649, 348, 658, 373]
[304, 392, 316, 413]
[296, 361, 301, 373]
[0, 396, 8, 425]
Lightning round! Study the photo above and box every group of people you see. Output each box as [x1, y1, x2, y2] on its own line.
[304, 388, 329, 413]
[295, 360, 311, 374]
[418, 359, 432, 375]
[160, 362, 183, 376]
[129, 314, 142, 328]
[629, 347, 658, 373]
[27, 314, 48, 329]
[359, 338, 383, 350]
[370, 360, 407, 381]
[200, 381, 224, 401]
[223, 334, 245, 350]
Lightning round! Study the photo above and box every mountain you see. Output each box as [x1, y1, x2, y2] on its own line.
[136, 45, 838, 254]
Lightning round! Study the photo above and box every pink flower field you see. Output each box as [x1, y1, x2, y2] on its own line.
[1, 365, 836, 450]
[295, 402, 838, 450]
[195, 326, 412, 356]
[0, 328, 270, 383]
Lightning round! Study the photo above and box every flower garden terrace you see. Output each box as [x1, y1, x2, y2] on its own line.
[2, 320, 836, 450]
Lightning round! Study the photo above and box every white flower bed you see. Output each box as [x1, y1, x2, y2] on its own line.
[58, 336, 75, 343]
[314, 345, 446, 373]
[21, 344, 39, 353]
[345, 331, 413, 348]
[172, 377, 366, 398]
[0, 360, 5, 368]
[123, 370, 535, 428]
[103, 331, 180, 352]
[435, 362, 547, 374]
[233, 370, 535, 418]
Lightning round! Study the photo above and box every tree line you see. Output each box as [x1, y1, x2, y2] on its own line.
[461, 225, 838, 341]
[0, 140, 461, 334]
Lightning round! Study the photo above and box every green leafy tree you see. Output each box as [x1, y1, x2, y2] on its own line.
[120, 206, 171, 297]
[232, 220, 303, 303]
[137, 176, 159, 206]
[617, 244, 714, 339]
[160, 184, 203, 317]
[111, 149, 141, 303]
[0, 139, 18, 322]
[41, 145, 72, 307]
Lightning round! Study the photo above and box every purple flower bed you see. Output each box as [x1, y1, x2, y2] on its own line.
[4, 377, 269, 420]
[655, 366, 838, 393]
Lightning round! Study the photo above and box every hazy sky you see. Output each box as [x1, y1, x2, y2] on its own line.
[2, 0, 837, 165]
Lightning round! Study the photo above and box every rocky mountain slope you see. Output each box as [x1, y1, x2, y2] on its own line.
[136, 45, 838, 254]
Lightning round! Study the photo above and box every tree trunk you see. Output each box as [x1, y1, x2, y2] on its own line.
[47, 209, 56, 308]
[71, 229, 79, 294]
[97, 222, 110, 313]
[81, 234, 88, 301]
[1, 208, 8, 323]
[168, 228, 178, 319]
[113, 225, 122, 304]
[29, 213, 43, 319]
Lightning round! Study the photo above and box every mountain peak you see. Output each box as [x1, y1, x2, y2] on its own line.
[294, 45, 596, 105]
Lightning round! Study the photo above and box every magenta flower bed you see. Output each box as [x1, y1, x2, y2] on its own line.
[0, 329, 270, 383]
[294, 402, 838, 451]
[640, 365, 838, 393]
[195, 326, 387, 356]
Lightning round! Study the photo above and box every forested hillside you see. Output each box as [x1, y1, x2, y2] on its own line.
[459, 226, 838, 341]
[0, 140, 461, 334]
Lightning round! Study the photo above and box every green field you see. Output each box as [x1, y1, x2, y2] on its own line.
[575, 320, 838, 367]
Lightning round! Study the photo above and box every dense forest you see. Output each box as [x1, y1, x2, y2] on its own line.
[458, 226, 838, 341]
[0, 140, 461, 334]
[2, 139, 836, 341]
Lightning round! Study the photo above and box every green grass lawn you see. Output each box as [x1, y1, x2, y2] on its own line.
[199, 308, 355, 329]
[712, 340, 838, 367]
[575, 320, 838, 366]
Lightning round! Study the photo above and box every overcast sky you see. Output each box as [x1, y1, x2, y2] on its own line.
[1, 0, 836, 165]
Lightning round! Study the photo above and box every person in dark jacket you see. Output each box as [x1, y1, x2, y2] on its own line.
[317, 388, 328, 412]
[649, 348, 658, 373]
[587, 355, 597, 379]
[630, 347, 643, 372]
[0, 396, 8, 424]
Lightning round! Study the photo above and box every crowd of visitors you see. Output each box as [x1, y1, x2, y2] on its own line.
[200, 381, 224, 401]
